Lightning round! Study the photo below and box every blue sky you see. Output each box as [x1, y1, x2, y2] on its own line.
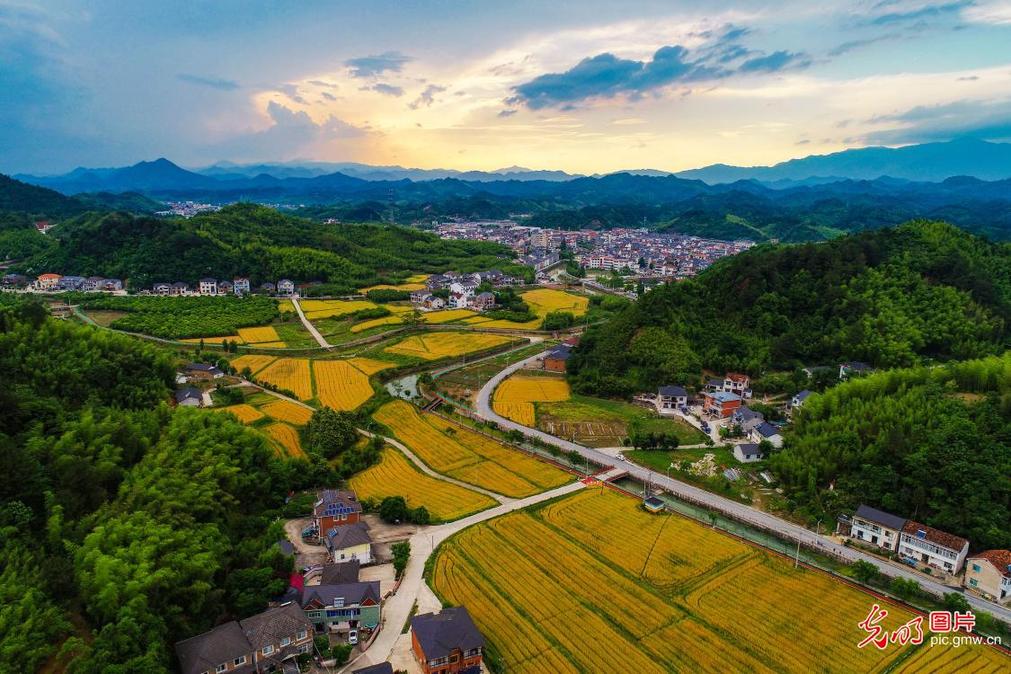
[3, 0, 1011, 174]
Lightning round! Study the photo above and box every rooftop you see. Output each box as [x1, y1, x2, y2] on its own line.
[854, 504, 907, 531]
[325, 522, 372, 551]
[902, 520, 969, 552]
[705, 391, 741, 404]
[175, 621, 253, 674]
[658, 385, 686, 397]
[301, 581, 381, 609]
[411, 607, 484, 660]
[969, 550, 1011, 577]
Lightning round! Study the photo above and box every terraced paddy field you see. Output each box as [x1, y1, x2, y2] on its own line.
[374, 400, 570, 498]
[432, 488, 1009, 674]
[263, 422, 305, 459]
[348, 447, 497, 521]
[384, 332, 513, 361]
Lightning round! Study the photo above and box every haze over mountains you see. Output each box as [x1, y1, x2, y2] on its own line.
[16, 139, 1011, 195]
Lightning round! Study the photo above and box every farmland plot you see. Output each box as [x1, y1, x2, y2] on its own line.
[492, 374, 570, 426]
[432, 488, 1008, 674]
[230, 354, 276, 376]
[264, 422, 305, 459]
[349, 447, 496, 521]
[259, 398, 313, 425]
[257, 358, 313, 400]
[374, 400, 569, 497]
[212, 404, 264, 425]
[237, 325, 283, 344]
[385, 332, 512, 361]
[313, 360, 375, 411]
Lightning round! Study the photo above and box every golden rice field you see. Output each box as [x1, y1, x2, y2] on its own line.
[278, 299, 296, 313]
[433, 488, 1008, 674]
[213, 404, 264, 425]
[385, 332, 512, 361]
[257, 358, 313, 400]
[405, 273, 429, 283]
[360, 282, 426, 292]
[492, 375, 571, 426]
[374, 400, 569, 497]
[230, 354, 277, 376]
[313, 360, 375, 411]
[347, 357, 395, 376]
[350, 315, 403, 333]
[301, 299, 377, 319]
[387, 305, 417, 314]
[259, 398, 313, 425]
[462, 316, 493, 324]
[420, 309, 477, 324]
[181, 334, 242, 344]
[481, 289, 589, 330]
[349, 447, 497, 521]
[263, 422, 305, 458]
[237, 325, 282, 344]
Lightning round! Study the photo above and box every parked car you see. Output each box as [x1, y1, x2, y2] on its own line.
[348, 629, 358, 645]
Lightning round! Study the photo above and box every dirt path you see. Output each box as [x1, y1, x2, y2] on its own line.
[290, 296, 332, 349]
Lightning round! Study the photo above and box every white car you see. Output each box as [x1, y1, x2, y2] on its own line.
[348, 629, 359, 645]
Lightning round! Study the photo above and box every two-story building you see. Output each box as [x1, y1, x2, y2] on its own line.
[723, 372, 751, 396]
[324, 522, 373, 565]
[731, 406, 764, 433]
[199, 278, 218, 295]
[218, 280, 234, 295]
[543, 345, 571, 372]
[702, 391, 742, 418]
[898, 521, 970, 575]
[233, 278, 251, 295]
[656, 385, 687, 414]
[35, 273, 62, 290]
[175, 602, 313, 674]
[790, 390, 813, 409]
[964, 550, 1011, 605]
[849, 504, 906, 552]
[312, 489, 363, 536]
[732, 443, 766, 463]
[277, 279, 295, 295]
[300, 581, 382, 634]
[411, 607, 484, 674]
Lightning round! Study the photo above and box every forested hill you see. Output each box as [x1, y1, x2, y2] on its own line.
[0, 173, 86, 217]
[0, 296, 316, 672]
[18, 203, 528, 290]
[568, 220, 1011, 394]
[774, 354, 1011, 549]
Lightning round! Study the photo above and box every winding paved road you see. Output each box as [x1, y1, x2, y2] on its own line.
[475, 350, 1011, 625]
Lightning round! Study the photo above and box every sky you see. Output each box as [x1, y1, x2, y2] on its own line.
[3, 0, 1011, 174]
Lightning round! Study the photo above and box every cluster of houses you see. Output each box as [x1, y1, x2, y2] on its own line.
[410, 270, 518, 312]
[845, 504, 1011, 604]
[176, 488, 486, 674]
[0, 272, 125, 292]
[151, 278, 296, 297]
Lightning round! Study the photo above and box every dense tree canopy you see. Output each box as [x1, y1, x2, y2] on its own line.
[775, 354, 1011, 549]
[0, 299, 305, 673]
[569, 221, 1011, 394]
[18, 203, 529, 290]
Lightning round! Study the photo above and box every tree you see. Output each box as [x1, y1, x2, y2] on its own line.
[942, 592, 970, 613]
[391, 541, 411, 579]
[889, 576, 921, 600]
[850, 560, 879, 584]
[305, 408, 357, 459]
[378, 496, 409, 523]
[566, 450, 582, 466]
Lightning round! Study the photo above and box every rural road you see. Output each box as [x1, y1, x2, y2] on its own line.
[290, 296, 332, 349]
[475, 350, 1011, 626]
[345, 479, 586, 672]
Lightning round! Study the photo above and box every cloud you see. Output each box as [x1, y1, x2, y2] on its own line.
[510, 40, 808, 109]
[345, 51, 412, 78]
[369, 82, 404, 97]
[321, 91, 337, 101]
[177, 73, 239, 90]
[410, 83, 446, 109]
[498, 109, 517, 117]
[739, 50, 811, 73]
[963, 0, 1011, 24]
[868, 0, 971, 25]
[862, 98, 1011, 143]
[828, 33, 898, 56]
[308, 79, 338, 88]
[276, 83, 306, 104]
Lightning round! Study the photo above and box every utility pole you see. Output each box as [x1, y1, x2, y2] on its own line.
[794, 540, 801, 569]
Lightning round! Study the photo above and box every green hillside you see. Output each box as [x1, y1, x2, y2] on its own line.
[19, 203, 529, 289]
[569, 221, 1011, 394]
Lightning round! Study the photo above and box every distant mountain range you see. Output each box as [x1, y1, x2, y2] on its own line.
[16, 139, 1011, 194]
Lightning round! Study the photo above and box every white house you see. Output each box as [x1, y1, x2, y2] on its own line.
[233, 277, 250, 295]
[656, 385, 687, 414]
[964, 550, 1011, 604]
[449, 281, 474, 309]
[175, 387, 203, 407]
[749, 422, 783, 448]
[898, 521, 969, 575]
[153, 282, 172, 295]
[324, 522, 373, 565]
[198, 278, 217, 295]
[277, 279, 295, 295]
[849, 504, 906, 552]
[733, 443, 765, 464]
[791, 389, 813, 409]
[723, 372, 751, 396]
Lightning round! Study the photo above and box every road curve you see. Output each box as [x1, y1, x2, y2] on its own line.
[475, 351, 1011, 625]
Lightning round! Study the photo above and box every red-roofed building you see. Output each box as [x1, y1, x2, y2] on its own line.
[898, 520, 969, 575]
[964, 550, 1011, 604]
[35, 273, 62, 290]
